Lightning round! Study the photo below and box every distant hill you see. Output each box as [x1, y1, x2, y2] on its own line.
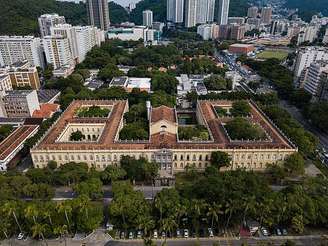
[285, 0, 328, 22]
[0, 0, 128, 35]
[0, 0, 251, 35]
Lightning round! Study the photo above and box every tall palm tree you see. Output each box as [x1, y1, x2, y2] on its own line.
[137, 216, 155, 238]
[154, 196, 163, 222]
[207, 203, 223, 229]
[56, 202, 72, 233]
[54, 225, 68, 246]
[224, 199, 236, 231]
[2, 201, 23, 233]
[31, 223, 48, 246]
[189, 199, 206, 236]
[160, 217, 177, 241]
[24, 204, 39, 224]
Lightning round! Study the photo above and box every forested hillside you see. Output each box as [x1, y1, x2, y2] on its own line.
[0, 0, 127, 35]
[285, 0, 328, 22]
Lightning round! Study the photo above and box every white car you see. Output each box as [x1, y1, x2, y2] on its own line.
[184, 229, 189, 238]
[17, 233, 24, 240]
[153, 230, 158, 239]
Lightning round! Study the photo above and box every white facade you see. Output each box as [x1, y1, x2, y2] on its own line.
[247, 6, 258, 18]
[294, 47, 328, 78]
[297, 25, 319, 45]
[303, 61, 328, 96]
[38, 14, 66, 38]
[108, 26, 154, 42]
[185, 0, 216, 28]
[0, 74, 13, 92]
[167, 0, 184, 23]
[0, 36, 44, 68]
[196, 0, 215, 24]
[261, 7, 272, 25]
[43, 36, 74, 70]
[185, 0, 197, 28]
[323, 28, 328, 44]
[217, 0, 230, 25]
[86, 0, 110, 31]
[197, 24, 219, 40]
[143, 10, 153, 27]
[3, 90, 40, 118]
[51, 24, 104, 63]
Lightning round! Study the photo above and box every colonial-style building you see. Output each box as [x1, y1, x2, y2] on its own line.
[31, 100, 297, 177]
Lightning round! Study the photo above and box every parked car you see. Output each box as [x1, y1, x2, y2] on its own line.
[120, 231, 125, 239]
[282, 228, 288, 236]
[208, 228, 214, 237]
[161, 231, 166, 238]
[261, 227, 269, 236]
[137, 230, 142, 238]
[17, 233, 25, 240]
[276, 228, 282, 236]
[153, 230, 158, 239]
[176, 229, 181, 238]
[184, 229, 189, 238]
[128, 231, 134, 239]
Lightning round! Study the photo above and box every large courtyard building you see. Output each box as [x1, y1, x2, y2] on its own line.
[31, 100, 297, 177]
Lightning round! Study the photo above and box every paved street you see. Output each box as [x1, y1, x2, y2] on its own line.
[2, 234, 327, 246]
[53, 185, 167, 201]
[279, 100, 328, 150]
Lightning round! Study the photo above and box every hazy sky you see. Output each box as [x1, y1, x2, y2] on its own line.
[112, 0, 140, 7]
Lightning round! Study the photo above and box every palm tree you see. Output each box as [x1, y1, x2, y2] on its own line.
[189, 199, 206, 236]
[160, 217, 177, 241]
[242, 195, 257, 223]
[2, 201, 23, 233]
[154, 196, 163, 222]
[24, 204, 39, 224]
[137, 216, 155, 238]
[31, 223, 48, 246]
[54, 225, 68, 246]
[224, 199, 236, 231]
[175, 202, 188, 227]
[207, 203, 223, 229]
[56, 202, 72, 233]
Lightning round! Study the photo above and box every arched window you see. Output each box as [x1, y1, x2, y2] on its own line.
[160, 125, 167, 133]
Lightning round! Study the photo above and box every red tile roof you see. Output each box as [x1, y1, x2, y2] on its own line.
[151, 106, 176, 123]
[32, 103, 59, 118]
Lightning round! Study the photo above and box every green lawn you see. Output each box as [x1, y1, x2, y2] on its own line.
[257, 50, 288, 60]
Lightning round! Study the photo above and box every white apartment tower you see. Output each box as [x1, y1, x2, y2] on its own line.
[261, 7, 272, 24]
[217, 0, 230, 25]
[143, 10, 153, 27]
[43, 36, 74, 70]
[247, 6, 258, 18]
[196, 0, 215, 24]
[0, 36, 44, 68]
[167, 0, 184, 23]
[51, 24, 104, 63]
[294, 47, 328, 78]
[303, 61, 328, 96]
[185, 0, 198, 28]
[38, 14, 66, 38]
[86, 0, 110, 31]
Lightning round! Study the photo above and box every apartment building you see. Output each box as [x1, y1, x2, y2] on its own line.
[38, 14, 66, 38]
[3, 90, 40, 118]
[0, 36, 44, 68]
